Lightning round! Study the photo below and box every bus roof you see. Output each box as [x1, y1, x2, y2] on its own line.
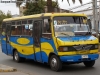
[3, 13, 87, 22]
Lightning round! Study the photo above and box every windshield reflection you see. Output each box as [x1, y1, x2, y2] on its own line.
[54, 24, 90, 37]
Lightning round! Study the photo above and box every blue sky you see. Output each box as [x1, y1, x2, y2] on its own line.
[0, 0, 91, 15]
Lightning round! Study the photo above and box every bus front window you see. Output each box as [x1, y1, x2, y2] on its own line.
[53, 16, 90, 37]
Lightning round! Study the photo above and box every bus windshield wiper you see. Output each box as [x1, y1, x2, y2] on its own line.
[60, 33, 73, 41]
[60, 33, 70, 36]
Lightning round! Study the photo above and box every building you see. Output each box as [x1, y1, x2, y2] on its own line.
[19, 6, 26, 16]
[74, 7, 100, 31]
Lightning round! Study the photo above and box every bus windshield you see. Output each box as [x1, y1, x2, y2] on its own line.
[53, 16, 90, 37]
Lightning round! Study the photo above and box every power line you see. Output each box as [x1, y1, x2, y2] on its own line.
[68, 1, 100, 10]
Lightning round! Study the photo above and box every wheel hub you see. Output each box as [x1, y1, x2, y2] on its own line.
[15, 52, 18, 60]
[51, 58, 57, 68]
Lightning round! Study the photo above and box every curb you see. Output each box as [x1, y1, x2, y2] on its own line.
[0, 64, 17, 72]
[0, 69, 17, 72]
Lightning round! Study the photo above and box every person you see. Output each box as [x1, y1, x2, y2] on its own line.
[2, 29, 6, 36]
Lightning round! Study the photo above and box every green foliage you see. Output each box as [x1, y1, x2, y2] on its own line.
[0, 10, 12, 26]
[24, 2, 43, 15]
[23, 0, 58, 15]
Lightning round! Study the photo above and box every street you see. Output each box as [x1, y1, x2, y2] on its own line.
[0, 48, 100, 75]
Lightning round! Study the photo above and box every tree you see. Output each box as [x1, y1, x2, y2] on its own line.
[47, 0, 83, 12]
[23, 0, 58, 15]
[23, 2, 43, 15]
[0, 10, 12, 26]
[16, 0, 83, 12]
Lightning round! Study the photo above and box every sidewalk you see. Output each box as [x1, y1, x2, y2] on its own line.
[0, 72, 30, 75]
[0, 64, 30, 75]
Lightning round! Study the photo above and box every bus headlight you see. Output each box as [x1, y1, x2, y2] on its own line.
[95, 45, 98, 49]
[59, 47, 68, 52]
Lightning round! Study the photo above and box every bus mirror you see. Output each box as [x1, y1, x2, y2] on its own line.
[87, 19, 92, 29]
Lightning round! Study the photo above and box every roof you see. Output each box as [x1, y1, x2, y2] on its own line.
[3, 13, 87, 22]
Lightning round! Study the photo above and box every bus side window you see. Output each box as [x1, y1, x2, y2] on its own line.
[42, 19, 52, 38]
[11, 21, 22, 35]
[28, 19, 33, 36]
[17, 21, 22, 35]
[22, 19, 33, 36]
[11, 21, 15, 35]
[29, 24, 33, 36]
[22, 25, 30, 35]
[6, 22, 11, 36]
[43, 19, 51, 33]
[2, 22, 6, 36]
[11, 26, 16, 35]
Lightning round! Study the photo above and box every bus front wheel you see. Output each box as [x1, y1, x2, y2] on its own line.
[49, 55, 62, 71]
[83, 60, 95, 67]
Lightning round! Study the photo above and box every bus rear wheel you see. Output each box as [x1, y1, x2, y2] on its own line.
[83, 60, 95, 67]
[13, 50, 25, 63]
[49, 55, 62, 71]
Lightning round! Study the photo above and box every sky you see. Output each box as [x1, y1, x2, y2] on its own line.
[0, 0, 92, 15]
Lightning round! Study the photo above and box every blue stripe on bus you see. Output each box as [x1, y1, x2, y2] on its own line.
[58, 35, 96, 41]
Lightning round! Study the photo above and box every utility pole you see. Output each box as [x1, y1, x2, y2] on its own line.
[99, 0, 100, 35]
[92, 0, 95, 30]
[95, 0, 99, 38]
[93, 0, 98, 38]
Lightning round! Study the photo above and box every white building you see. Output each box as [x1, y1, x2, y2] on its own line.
[74, 7, 100, 30]
[69, 2, 100, 31]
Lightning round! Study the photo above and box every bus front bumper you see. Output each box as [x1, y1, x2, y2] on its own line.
[60, 54, 99, 62]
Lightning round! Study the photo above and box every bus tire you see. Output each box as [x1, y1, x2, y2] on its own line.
[83, 60, 95, 67]
[49, 55, 62, 71]
[13, 50, 22, 63]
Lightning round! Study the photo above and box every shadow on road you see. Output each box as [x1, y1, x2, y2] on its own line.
[62, 64, 95, 72]
[5, 58, 95, 72]
[25, 59, 95, 71]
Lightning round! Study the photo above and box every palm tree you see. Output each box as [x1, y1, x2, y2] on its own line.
[16, 0, 23, 7]
[16, 0, 83, 12]
[65, 0, 82, 5]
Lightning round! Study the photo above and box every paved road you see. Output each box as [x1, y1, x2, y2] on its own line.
[0, 49, 100, 75]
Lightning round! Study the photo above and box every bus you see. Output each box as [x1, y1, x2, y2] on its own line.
[1, 13, 99, 71]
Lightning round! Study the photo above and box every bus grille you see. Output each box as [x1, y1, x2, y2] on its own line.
[68, 44, 97, 51]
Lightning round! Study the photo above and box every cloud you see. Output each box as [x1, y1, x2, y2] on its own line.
[0, 3, 19, 15]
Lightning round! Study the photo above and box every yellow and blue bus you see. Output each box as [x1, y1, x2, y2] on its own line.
[1, 13, 99, 71]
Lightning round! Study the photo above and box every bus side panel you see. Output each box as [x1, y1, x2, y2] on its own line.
[10, 36, 35, 60]
[41, 38, 58, 63]
[1, 36, 7, 54]
[1, 36, 14, 55]
[6, 41, 12, 55]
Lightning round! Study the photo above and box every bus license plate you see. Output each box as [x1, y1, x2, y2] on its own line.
[78, 50, 89, 54]
[82, 55, 88, 58]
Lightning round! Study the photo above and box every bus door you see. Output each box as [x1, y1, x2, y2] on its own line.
[1, 22, 7, 54]
[33, 20, 42, 62]
[6, 22, 11, 55]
